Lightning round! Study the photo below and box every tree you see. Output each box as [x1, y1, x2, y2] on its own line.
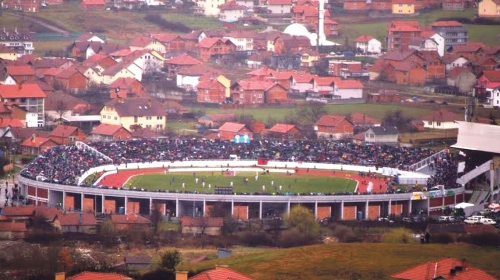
[58, 248, 73, 273]
[283, 205, 320, 238]
[382, 110, 414, 132]
[150, 204, 163, 234]
[296, 103, 327, 125]
[159, 249, 181, 271]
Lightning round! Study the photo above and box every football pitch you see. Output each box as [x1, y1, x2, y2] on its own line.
[124, 172, 357, 194]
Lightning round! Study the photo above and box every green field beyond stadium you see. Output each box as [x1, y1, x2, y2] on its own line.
[124, 172, 357, 194]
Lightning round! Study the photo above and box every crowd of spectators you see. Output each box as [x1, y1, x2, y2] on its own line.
[20, 138, 457, 188]
[426, 152, 461, 190]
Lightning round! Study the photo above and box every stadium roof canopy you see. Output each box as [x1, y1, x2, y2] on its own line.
[451, 121, 500, 154]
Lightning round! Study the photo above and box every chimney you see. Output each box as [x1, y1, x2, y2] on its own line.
[148, 99, 152, 108]
[55, 272, 65, 280]
[175, 271, 188, 280]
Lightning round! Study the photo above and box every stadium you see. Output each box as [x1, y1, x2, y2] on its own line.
[16, 121, 499, 221]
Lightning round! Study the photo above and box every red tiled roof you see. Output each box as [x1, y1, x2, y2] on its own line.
[110, 48, 133, 57]
[129, 36, 154, 48]
[21, 136, 55, 148]
[349, 113, 381, 126]
[151, 33, 183, 43]
[199, 113, 236, 122]
[292, 73, 316, 83]
[6, 65, 35, 76]
[292, 5, 331, 17]
[190, 266, 253, 280]
[81, 0, 105, 5]
[0, 118, 23, 128]
[218, 122, 246, 133]
[91, 124, 129, 136]
[198, 37, 227, 49]
[336, 79, 364, 89]
[420, 29, 437, 38]
[355, 35, 374, 43]
[1, 206, 37, 217]
[166, 54, 202, 65]
[316, 114, 349, 127]
[235, 78, 276, 91]
[67, 272, 132, 280]
[0, 84, 46, 98]
[268, 0, 291, 5]
[177, 64, 221, 76]
[196, 78, 223, 89]
[314, 77, 338, 86]
[269, 123, 297, 134]
[421, 109, 460, 122]
[181, 217, 223, 227]
[50, 125, 80, 138]
[57, 213, 97, 226]
[271, 70, 294, 80]
[111, 214, 151, 225]
[481, 70, 500, 82]
[247, 67, 276, 77]
[391, 258, 496, 280]
[0, 222, 27, 232]
[388, 21, 421, 32]
[392, 0, 415, 4]
[219, 1, 247, 10]
[431, 20, 463, 27]
[452, 42, 486, 53]
[110, 77, 141, 89]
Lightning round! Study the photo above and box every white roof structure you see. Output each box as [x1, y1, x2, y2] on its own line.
[283, 23, 340, 47]
[451, 121, 500, 154]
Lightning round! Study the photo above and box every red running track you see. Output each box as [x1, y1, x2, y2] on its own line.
[100, 168, 389, 194]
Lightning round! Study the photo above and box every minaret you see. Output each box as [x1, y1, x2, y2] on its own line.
[318, 0, 326, 47]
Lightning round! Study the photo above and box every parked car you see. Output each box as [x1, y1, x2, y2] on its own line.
[480, 218, 497, 225]
[438, 216, 455, 222]
[464, 217, 481, 224]
[378, 217, 394, 223]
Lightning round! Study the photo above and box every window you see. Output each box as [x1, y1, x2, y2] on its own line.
[156, 124, 163, 129]
[436, 121, 441, 126]
[157, 116, 163, 120]
[134, 116, 138, 123]
[114, 117, 117, 120]
[428, 121, 432, 125]
[146, 116, 152, 120]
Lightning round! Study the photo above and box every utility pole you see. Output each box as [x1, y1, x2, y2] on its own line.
[465, 87, 478, 122]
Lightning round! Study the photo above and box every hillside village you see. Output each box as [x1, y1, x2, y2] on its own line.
[0, 0, 499, 152]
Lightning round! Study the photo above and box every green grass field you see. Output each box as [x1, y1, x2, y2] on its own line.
[335, 8, 500, 46]
[180, 243, 500, 280]
[196, 103, 434, 123]
[124, 172, 356, 194]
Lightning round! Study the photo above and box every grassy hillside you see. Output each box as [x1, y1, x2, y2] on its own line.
[334, 9, 500, 47]
[180, 243, 500, 280]
[193, 103, 435, 123]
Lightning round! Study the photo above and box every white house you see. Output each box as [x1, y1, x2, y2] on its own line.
[333, 79, 364, 99]
[123, 49, 164, 75]
[355, 36, 382, 54]
[223, 31, 255, 51]
[421, 109, 460, 130]
[195, 0, 226, 16]
[1, 75, 16, 85]
[490, 87, 500, 107]
[312, 77, 336, 94]
[429, 32, 445, 57]
[76, 33, 105, 43]
[176, 64, 221, 91]
[219, 1, 246, 22]
[364, 126, 399, 145]
[409, 37, 440, 55]
[290, 73, 315, 94]
[267, 0, 292, 14]
[443, 54, 469, 71]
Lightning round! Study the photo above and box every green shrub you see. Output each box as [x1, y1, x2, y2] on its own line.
[458, 232, 500, 247]
[332, 224, 359, 243]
